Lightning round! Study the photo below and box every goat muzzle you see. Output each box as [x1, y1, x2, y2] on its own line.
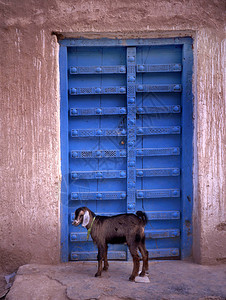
[72, 220, 80, 226]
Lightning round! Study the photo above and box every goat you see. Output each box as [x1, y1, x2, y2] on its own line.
[72, 207, 149, 281]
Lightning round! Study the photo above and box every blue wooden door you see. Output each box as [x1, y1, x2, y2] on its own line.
[60, 38, 193, 262]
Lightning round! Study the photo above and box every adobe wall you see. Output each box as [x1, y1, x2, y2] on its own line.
[0, 0, 225, 272]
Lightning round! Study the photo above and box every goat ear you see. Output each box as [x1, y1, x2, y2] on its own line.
[82, 210, 90, 227]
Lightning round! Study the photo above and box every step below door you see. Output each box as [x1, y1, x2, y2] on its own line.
[60, 38, 193, 261]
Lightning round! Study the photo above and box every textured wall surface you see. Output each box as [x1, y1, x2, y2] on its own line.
[0, 0, 225, 271]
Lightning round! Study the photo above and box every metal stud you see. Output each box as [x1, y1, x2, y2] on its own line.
[120, 108, 126, 114]
[137, 170, 143, 176]
[128, 98, 135, 104]
[72, 151, 78, 158]
[72, 173, 78, 179]
[70, 67, 77, 74]
[72, 193, 78, 199]
[120, 66, 126, 72]
[137, 85, 143, 91]
[129, 161, 135, 167]
[96, 108, 102, 114]
[121, 193, 126, 199]
[138, 65, 145, 72]
[96, 151, 101, 157]
[137, 150, 143, 156]
[173, 84, 181, 91]
[137, 191, 144, 198]
[120, 87, 126, 93]
[120, 171, 126, 177]
[71, 109, 78, 115]
[137, 107, 143, 113]
[137, 128, 143, 134]
[96, 67, 102, 72]
[71, 88, 77, 95]
[128, 56, 135, 62]
[173, 105, 180, 112]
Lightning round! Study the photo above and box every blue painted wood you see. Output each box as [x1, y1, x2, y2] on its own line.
[136, 189, 180, 198]
[60, 37, 192, 47]
[71, 128, 127, 137]
[137, 63, 182, 72]
[70, 107, 127, 116]
[70, 65, 126, 74]
[136, 84, 182, 92]
[137, 105, 181, 114]
[59, 45, 69, 262]
[71, 251, 126, 261]
[71, 149, 126, 159]
[60, 37, 193, 262]
[127, 47, 137, 213]
[136, 147, 180, 156]
[71, 191, 127, 201]
[70, 86, 126, 95]
[181, 42, 193, 259]
[70, 105, 180, 116]
[136, 126, 181, 135]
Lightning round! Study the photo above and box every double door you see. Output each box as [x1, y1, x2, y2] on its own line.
[60, 38, 193, 261]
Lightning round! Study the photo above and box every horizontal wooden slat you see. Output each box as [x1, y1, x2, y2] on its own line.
[71, 128, 126, 137]
[71, 149, 126, 159]
[137, 64, 182, 73]
[136, 189, 180, 198]
[70, 107, 127, 116]
[70, 86, 126, 95]
[70, 65, 126, 74]
[71, 170, 126, 180]
[136, 84, 182, 93]
[71, 168, 180, 180]
[137, 126, 180, 135]
[137, 105, 181, 114]
[145, 229, 180, 239]
[136, 147, 180, 156]
[71, 251, 126, 261]
[136, 168, 180, 177]
[71, 189, 180, 200]
[71, 191, 127, 201]
[148, 248, 179, 258]
[69, 105, 181, 117]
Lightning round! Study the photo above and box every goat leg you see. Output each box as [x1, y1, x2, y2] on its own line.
[103, 244, 109, 271]
[128, 245, 140, 281]
[138, 243, 149, 277]
[95, 246, 105, 277]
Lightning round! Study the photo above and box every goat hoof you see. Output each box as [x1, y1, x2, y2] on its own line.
[95, 272, 101, 277]
[139, 271, 145, 277]
[129, 275, 135, 282]
[103, 266, 109, 271]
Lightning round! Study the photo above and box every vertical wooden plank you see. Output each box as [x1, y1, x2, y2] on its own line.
[59, 44, 69, 262]
[181, 39, 193, 259]
[126, 47, 137, 213]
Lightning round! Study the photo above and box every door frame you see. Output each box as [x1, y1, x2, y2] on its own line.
[59, 37, 193, 262]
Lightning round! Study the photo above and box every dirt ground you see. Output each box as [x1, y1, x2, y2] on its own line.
[1, 261, 226, 300]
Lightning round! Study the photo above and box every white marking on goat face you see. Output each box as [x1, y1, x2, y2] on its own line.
[72, 209, 84, 226]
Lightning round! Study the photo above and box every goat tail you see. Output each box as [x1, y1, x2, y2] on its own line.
[136, 211, 148, 225]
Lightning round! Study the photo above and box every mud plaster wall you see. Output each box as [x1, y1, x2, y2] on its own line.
[0, 0, 225, 271]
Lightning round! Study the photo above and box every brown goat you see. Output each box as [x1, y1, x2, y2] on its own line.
[72, 207, 149, 281]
